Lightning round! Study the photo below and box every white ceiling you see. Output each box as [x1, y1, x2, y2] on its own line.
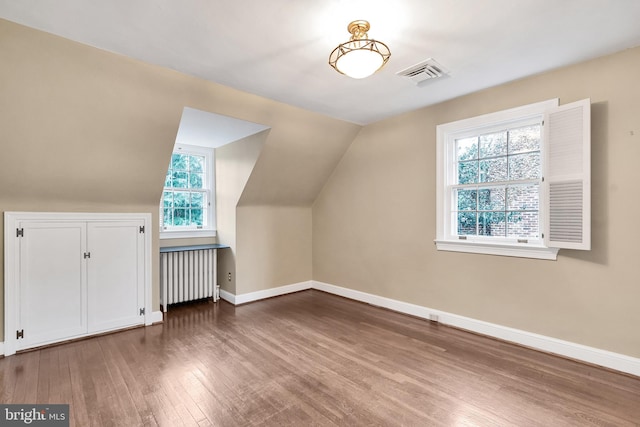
[1, 0, 640, 125]
[175, 107, 269, 149]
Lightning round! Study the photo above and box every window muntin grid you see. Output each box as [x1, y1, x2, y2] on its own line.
[162, 152, 209, 229]
[451, 124, 541, 239]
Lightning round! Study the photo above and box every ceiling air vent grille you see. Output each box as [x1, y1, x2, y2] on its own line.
[396, 58, 449, 85]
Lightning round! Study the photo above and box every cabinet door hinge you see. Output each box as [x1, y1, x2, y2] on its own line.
[84, 252, 91, 259]
[139, 308, 145, 316]
[16, 228, 24, 237]
[16, 329, 24, 339]
[139, 226, 145, 234]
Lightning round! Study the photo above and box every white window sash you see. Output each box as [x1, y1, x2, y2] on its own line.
[161, 189, 211, 230]
[160, 144, 216, 237]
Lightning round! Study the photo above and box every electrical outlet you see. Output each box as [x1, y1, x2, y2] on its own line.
[429, 314, 439, 323]
[228, 272, 232, 281]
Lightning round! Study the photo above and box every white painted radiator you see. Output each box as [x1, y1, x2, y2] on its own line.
[160, 247, 219, 311]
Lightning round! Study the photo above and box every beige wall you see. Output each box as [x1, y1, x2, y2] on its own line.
[215, 131, 269, 294]
[313, 46, 640, 358]
[0, 19, 360, 342]
[237, 205, 312, 295]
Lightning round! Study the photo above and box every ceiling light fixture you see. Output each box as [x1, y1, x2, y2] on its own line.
[329, 20, 391, 79]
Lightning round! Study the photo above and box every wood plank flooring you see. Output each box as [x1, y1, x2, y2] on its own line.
[1, 290, 639, 426]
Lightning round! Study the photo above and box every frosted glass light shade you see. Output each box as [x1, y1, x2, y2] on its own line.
[335, 46, 384, 79]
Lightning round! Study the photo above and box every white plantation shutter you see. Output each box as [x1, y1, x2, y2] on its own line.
[543, 99, 591, 250]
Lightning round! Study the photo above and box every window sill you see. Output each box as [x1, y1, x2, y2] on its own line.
[434, 239, 558, 260]
[160, 229, 217, 240]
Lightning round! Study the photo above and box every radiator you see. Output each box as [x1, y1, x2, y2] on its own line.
[160, 248, 219, 311]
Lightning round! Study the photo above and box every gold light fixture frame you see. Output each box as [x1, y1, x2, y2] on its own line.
[329, 20, 391, 78]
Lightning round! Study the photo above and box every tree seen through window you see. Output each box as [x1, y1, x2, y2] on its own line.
[453, 125, 541, 238]
[162, 152, 208, 228]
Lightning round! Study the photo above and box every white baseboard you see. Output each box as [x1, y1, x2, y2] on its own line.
[149, 311, 164, 325]
[312, 280, 640, 378]
[219, 289, 236, 305]
[0, 341, 4, 356]
[232, 281, 313, 305]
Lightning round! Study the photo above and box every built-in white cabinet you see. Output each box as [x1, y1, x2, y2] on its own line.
[17, 221, 88, 349]
[4, 212, 152, 356]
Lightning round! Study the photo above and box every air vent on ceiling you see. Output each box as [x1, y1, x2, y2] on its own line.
[396, 58, 450, 85]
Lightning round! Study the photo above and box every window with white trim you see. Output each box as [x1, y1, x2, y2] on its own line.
[160, 144, 216, 239]
[435, 99, 590, 260]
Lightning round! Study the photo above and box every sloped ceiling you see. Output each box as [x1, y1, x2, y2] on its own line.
[1, 1, 639, 124]
[175, 108, 270, 149]
[0, 19, 360, 208]
[238, 116, 361, 206]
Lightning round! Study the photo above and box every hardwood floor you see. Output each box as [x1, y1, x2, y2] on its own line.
[1, 290, 639, 426]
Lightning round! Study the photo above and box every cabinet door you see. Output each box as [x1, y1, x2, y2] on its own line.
[87, 221, 145, 333]
[18, 222, 87, 350]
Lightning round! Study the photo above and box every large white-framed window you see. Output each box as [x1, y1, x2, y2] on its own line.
[160, 144, 216, 239]
[435, 99, 590, 260]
